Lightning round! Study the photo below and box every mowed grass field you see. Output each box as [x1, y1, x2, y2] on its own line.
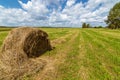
[0, 28, 120, 80]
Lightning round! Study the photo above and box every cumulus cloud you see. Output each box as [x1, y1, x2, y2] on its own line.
[66, 0, 75, 7]
[18, 0, 49, 14]
[0, 6, 30, 26]
[0, 0, 120, 27]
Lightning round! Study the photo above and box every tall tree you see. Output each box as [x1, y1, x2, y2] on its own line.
[82, 23, 87, 28]
[86, 24, 90, 28]
[105, 2, 120, 29]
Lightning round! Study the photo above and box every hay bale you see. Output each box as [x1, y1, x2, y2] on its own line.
[0, 27, 52, 79]
[1, 27, 52, 58]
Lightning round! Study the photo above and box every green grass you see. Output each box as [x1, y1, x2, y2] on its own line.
[0, 28, 120, 80]
[0, 31, 9, 47]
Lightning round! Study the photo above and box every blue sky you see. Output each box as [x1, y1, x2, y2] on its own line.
[0, 0, 119, 27]
[0, 0, 88, 8]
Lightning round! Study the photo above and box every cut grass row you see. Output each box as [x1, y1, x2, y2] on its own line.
[58, 30, 80, 80]
[57, 29, 120, 80]
[82, 31, 114, 80]
[81, 29, 120, 80]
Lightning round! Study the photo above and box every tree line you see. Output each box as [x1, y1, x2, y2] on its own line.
[82, 23, 103, 28]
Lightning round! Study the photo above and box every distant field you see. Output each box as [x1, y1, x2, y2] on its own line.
[0, 28, 120, 80]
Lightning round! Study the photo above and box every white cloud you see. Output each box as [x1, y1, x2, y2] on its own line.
[0, 6, 31, 26]
[0, 0, 120, 27]
[66, 0, 75, 7]
[18, 0, 49, 20]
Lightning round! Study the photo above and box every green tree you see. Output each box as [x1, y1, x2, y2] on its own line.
[94, 26, 103, 28]
[82, 23, 87, 28]
[105, 2, 120, 29]
[82, 23, 91, 28]
[86, 23, 91, 28]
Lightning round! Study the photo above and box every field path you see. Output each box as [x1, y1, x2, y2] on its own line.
[34, 29, 80, 80]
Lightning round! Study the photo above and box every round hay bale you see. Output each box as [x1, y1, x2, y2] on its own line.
[1, 27, 52, 58]
[0, 27, 52, 79]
